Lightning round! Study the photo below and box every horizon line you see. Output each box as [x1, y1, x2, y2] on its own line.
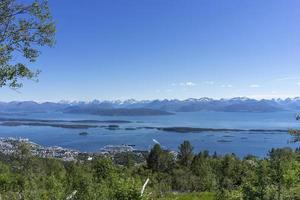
[1, 96, 300, 104]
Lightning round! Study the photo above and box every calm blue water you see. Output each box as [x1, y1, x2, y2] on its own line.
[0, 111, 299, 157]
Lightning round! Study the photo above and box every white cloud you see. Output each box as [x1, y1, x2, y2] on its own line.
[186, 82, 196, 86]
[179, 82, 196, 87]
[221, 84, 233, 88]
[249, 84, 260, 88]
[297, 82, 300, 86]
[203, 81, 215, 85]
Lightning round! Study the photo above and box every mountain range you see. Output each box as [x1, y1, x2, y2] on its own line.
[1, 97, 300, 115]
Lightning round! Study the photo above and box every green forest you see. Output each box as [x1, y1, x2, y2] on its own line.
[0, 141, 300, 200]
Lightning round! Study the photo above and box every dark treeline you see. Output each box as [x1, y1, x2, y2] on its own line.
[1, 141, 300, 199]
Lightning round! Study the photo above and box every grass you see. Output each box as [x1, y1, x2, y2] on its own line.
[158, 192, 214, 200]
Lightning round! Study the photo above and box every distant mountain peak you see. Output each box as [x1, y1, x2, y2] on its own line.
[1, 97, 300, 113]
[230, 97, 252, 101]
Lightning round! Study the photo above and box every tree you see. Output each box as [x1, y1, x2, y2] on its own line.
[191, 151, 216, 191]
[92, 157, 116, 182]
[147, 144, 174, 172]
[268, 148, 293, 200]
[177, 140, 194, 167]
[147, 144, 163, 172]
[216, 154, 243, 200]
[255, 161, 269, 200]
[242, 160, 269, 200]
[113, 178, 143, 200]
[0, 161, 12, 193]
[0, 0, 55, 88]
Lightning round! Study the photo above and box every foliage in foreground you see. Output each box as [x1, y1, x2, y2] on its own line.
[1, 141, 300, 199]
[158, 192, 214, 200]
[0, 0, 55, 88]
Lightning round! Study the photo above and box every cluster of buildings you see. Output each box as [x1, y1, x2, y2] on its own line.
[99, 144, 136, 155]
[34, 145, 79, 161]
[0, 138, 161, 163]
[0, 137, 17, 155]
[0, 137, 79, 161]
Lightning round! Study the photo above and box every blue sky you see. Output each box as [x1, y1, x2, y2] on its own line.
[2, 0, 300, 102]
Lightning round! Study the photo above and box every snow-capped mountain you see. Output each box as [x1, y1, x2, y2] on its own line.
[1, 97, 300, 114]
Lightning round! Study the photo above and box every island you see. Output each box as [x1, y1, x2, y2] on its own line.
[79, 132, 89, 136]
[156, 127, 287, 133]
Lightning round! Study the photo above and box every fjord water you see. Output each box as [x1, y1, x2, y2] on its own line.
[0, 111, 299, 157]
